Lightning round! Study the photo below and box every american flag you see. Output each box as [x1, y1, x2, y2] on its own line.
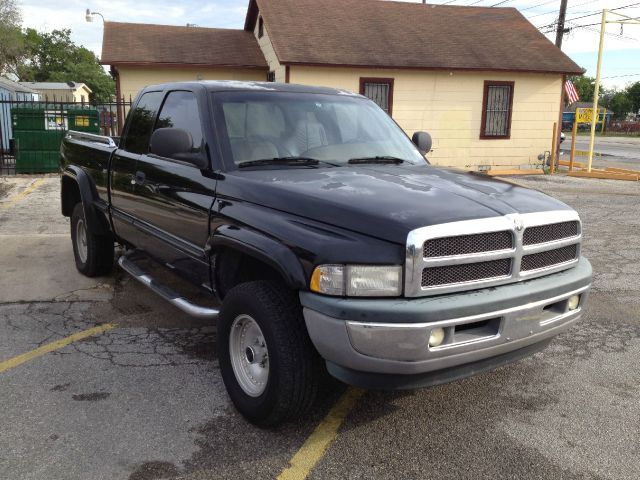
[565, 80, 580, 104]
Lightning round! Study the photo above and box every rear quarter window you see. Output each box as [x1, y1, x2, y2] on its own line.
[122, 91, 164, 154]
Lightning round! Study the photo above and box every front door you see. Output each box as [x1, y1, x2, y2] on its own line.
[132, 89, 216, 289]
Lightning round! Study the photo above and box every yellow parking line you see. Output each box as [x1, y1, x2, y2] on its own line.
[0, 178, 45, 209]
[0, 323, 116, 373]
[277, 387, 364, 480]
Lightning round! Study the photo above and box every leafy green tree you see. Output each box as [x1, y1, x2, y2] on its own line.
[626, 81, 640, 115]
[568, 75, 596, 103]
[18, 29, 115, 102]
[0, 0, 24, 76]
[607, 92, 633, 120]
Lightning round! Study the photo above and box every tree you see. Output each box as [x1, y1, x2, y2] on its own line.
[627, 81, 640, 115]
[607, 92, 633, 120]
[0, 0, 24, 76]
[569, 75, 596, 103]
[17, 29, 115, 102]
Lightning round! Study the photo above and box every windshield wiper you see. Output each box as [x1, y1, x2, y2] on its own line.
[348, 156, 406, 165]
[238, 157, 320, 168]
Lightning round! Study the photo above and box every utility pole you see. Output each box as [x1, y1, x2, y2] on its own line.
[587, 9, 607, 173]
[586, 9, 640, 172]
[555, 0, 568, 48]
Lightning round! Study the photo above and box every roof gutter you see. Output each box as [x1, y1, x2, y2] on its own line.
[99, 61, 269, 70]
[280, 61, 585, 76]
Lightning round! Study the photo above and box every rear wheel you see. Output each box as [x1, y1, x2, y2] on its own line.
[217, 281, 322, 427]
[70, 203, 114, 277]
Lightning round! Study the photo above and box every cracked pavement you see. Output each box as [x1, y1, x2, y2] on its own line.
[1, 174, 639, 480]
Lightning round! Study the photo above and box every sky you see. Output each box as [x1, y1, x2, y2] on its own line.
[17, 0, 640, 90]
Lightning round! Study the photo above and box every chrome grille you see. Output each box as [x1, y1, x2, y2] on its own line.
[523, 221, 579, 245]
[405, 211, 582, 297]
[421, 259, 511, 287]
[423, 231, 513, 257]
[521, 244, 578, 272]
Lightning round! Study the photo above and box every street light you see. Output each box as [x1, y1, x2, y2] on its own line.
[85, 8, 105, 23]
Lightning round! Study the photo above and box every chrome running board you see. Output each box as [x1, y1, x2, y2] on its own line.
[117, 253, 219, 320]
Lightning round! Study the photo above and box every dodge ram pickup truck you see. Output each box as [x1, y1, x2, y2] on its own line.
[60, 81, 592, 426]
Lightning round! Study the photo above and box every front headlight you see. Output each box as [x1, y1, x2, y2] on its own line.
[310, 264, 403, 297]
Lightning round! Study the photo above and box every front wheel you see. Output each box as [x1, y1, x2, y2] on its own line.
[217, 281, 322, 426]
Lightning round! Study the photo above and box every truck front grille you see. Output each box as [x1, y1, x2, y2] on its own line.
[423, 231, 513, 257]
[521, 244, 578, 272]
[523, 221, 579, 245]
[421, 259, 511, 287]
[405, 211, 582, 296]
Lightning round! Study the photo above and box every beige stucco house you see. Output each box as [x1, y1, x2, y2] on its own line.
[100, 0, 583, 169]
[18, 82, 92, 102]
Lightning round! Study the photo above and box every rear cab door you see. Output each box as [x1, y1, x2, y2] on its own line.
[110, 90, 164, 241]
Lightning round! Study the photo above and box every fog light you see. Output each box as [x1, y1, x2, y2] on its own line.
[567, 295, 580, 311]
[428, 327, 445, 347]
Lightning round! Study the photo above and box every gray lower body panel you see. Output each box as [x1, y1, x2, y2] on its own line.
[326, 339, 551, 390]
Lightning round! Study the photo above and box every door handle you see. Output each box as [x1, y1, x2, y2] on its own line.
[133, 171, 145, 186]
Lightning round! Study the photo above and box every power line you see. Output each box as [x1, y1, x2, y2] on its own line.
[520, 0, 558, 13]
[525, 0, 601, 19]
[602, 73, 640, 78]
[538, 2, 640, 29]
[567, 21, 640, 42]
[490, 0, 516, 6]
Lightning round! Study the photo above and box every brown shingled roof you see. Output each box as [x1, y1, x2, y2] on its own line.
[245, 0, 583, 75]
[101, 22, 268, 69]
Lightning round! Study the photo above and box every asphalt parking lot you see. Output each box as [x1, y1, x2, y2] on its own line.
[1, 174, 639, 480]
[561, 135, 640, 170]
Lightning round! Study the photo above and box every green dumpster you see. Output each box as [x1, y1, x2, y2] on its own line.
[67, 107, 100, 133]
[11, 107, 47, 131]
[11, 104, 99, 173]
[15, 151, 59, 173]
[13, 130, 65, 151]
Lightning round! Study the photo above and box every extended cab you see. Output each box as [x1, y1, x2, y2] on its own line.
[60, 81, 592, 426]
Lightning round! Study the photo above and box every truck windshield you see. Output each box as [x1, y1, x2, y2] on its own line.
[211, 91, 426, 169]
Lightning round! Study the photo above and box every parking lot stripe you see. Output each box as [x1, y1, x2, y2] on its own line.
[0, 323, 116, 373]
[277, 387, 364, 480]
[0, 179, 45, 210]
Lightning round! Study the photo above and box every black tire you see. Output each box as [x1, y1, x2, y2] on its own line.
[217, 281, 322, 427]
[70, 203, 114, 277]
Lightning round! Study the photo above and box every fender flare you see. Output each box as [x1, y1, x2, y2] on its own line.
[61, 166, 110, 235]
[209, 225, 307, 290]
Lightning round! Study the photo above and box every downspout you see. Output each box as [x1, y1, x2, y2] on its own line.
[111, 65, 124, 134]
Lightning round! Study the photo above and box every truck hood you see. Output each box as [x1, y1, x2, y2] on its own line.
[224, 164, 572, 245]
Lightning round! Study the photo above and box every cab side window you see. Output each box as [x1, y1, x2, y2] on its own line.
[155, 91, 204, 152]
[122, 91, 163, 154]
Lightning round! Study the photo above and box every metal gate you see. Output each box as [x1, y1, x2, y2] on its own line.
[0, 96, 132, 175]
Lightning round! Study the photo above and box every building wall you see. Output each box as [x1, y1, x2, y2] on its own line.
[73, 87, 92, 103]
[116, 66, 268, 100]
[289, 67, 562, 169]
[253, 18, 286, 82]
[32, 89, 77, 102]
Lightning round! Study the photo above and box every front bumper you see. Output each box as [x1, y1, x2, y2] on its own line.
[301, 257, 592, 389]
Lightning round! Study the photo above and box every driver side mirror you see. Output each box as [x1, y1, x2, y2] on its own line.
[412, 131, 432, 155]
[149, 128, 208, 169]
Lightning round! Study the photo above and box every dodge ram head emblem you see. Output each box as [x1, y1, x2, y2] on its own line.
[513, 216, 525, 232]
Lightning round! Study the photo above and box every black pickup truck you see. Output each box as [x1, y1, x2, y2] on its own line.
[60, 81, 591, 426]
